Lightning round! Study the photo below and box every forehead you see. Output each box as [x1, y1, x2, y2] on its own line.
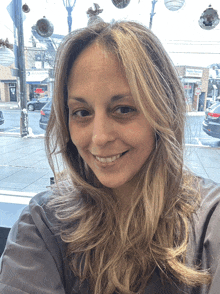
[69, 43, 125, 78]
[74, 43, 111, 64]
[67, 43, 128, 92]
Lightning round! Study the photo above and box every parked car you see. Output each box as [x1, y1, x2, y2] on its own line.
[203, 103, 220, 139]
[39, 100, 52, 130]
[27, 97, 51, 111]
[205, 101, 220, 116]
[0, 110, 4, 125]
[206, 97, 220, 109]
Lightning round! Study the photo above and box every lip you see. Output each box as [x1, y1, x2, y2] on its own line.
[92, 151, 128, 158]
[92, 150, 129, 167]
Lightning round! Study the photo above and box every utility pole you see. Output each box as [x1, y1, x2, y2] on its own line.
[149, 0, 158, 30]
[13, 0, 29, 137]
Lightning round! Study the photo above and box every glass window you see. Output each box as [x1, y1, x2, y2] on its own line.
[214, 105, 220, 113]
[0, 0, 219, 202]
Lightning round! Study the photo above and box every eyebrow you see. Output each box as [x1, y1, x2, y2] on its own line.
[68, 94, 133, 104]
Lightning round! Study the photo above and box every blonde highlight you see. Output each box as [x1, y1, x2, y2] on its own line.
[45, 20, 212, 293]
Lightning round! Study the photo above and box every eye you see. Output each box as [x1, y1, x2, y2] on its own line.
[72, 109, 91, 118]
[114, 106, 136, 115]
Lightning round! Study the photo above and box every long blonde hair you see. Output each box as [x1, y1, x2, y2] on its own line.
[45, 21, 211, 293]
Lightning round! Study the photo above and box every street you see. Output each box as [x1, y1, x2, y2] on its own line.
[0, 110, 220, 229]
[1, 109, 220, 148]
[185, 115, 220, 147]
[0, 109, 45, 136]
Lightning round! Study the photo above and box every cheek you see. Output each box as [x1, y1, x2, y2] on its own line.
[139, 134, 155, 155]
[69, 123, 90, 150]
[125, 123, 154, 148]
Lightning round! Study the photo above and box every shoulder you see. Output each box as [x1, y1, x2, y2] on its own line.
[195, 177, 220, 233]
[28, 190, 57, 227]
[185, 175, 220, 241]
[11, 190, 60, 236]
[3, 189, 65, 256]
[0, 190, 77, 293]
[187, 177, 220, 292]
[198, 177, 220, 207]
[192, 176, 220, 234]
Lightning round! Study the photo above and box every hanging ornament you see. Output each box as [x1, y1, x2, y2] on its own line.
[87, 3, 104, 26]
[22, 3, 30, 13]
[0, 39, 14, 67]
[198, 5, 220, 30]
[35, 16, 54, 38]
[111, 0, 130, 9]
[164, 0, 185, 11]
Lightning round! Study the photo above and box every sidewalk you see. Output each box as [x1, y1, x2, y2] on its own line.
[0, 132, 220, 228]
[0, 134, 220, 196]
[1, 103, 219, 228]
[0, 101, 20, 110]
[0, 135, 53, 195]
[0, 100, 219, 193]
[184, 145, 220, 183]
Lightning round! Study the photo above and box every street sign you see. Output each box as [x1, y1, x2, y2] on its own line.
[7, 0, 26, 28]
[195, 87, 202, 95]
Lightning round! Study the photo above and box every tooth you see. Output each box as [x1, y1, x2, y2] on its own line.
[95, 153, 122, 163]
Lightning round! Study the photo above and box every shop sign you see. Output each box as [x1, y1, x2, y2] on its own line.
[35, 88, 44, 94]
[26, 70, 48, 82]
[184, 85, 192, 89]
[182, 78, 201, 83]
[185, 68, 203, 78]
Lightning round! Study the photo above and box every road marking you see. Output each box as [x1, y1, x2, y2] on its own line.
[0, 132, 20, 136]
[0, 190, 36, 197]
[195, 138, 203, 146]
[0, 195, 32, 205]
[0, 190, 36, 204]
[185, 143, 214, 148]
[0, 132, 45, 138]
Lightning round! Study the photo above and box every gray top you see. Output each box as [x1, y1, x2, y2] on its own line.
[0, 177, 220, 294]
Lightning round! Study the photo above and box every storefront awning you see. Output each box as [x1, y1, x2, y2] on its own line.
[26, 70, 48, 84]
[0, 79, 17, 83]
[181, 78, 201, 83]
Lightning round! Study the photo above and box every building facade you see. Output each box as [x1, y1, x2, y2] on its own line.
[175, 66, 210, 111]
[0, 48, 50, 103]
[0, 63, 17, 102]
[0, 33, 62, 103]
[1, 52, 210, 112]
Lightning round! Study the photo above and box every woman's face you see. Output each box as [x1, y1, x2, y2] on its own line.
[67, 43, 155, 196]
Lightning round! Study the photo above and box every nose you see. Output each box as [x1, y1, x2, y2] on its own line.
[92, 113, 116, 146]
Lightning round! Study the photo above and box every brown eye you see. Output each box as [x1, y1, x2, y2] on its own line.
[72, 110, 90, 117]
[115, 106, 136, 114]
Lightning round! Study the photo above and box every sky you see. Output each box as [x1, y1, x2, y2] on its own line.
[1, 0, 220, 67]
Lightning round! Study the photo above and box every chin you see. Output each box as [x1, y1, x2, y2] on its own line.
[99, 181, 123, 189]
[97, 176, 133, 191]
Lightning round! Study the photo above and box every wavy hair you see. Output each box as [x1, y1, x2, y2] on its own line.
[45, 21, 211, 293]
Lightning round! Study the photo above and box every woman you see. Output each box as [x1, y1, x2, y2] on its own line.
[0, 20, 220, 294]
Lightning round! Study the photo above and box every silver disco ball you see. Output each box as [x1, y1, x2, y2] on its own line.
[164, 0, 185, 11]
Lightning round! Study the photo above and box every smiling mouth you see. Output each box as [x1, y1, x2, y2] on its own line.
[94, 150, 129, 163]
